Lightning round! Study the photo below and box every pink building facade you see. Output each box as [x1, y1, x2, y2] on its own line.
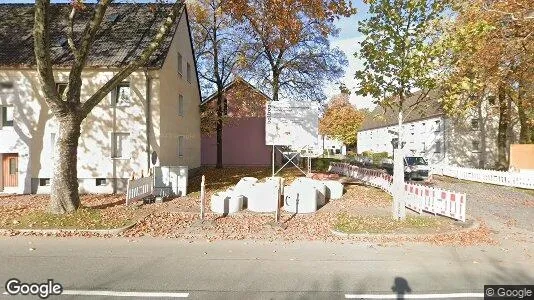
[200, 79, 279, 166]
[201, 117, 274, 166]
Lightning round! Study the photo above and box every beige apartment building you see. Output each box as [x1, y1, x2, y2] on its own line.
[0, 3, 201, 194]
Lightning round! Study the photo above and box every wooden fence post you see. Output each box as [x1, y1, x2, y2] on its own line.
[200, 175, 205, 221]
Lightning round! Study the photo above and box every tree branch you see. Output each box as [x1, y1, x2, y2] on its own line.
[33, 0, 66, 115]
[81, 1, 185, 117]
[67, 6, 80, 61]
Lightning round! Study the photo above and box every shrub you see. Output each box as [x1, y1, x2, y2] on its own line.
[311, 157, 343, 172]
[361, 151, 373, 157]
[371, 151, 389, 164]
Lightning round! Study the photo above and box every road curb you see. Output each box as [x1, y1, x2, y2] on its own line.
[0, 222, 137, 236]
[330, 218, 480, 239]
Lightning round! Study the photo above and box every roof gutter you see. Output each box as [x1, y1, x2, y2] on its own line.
[144, 69, 151, 171]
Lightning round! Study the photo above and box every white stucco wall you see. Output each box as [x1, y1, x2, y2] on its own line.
[318, 135, 346, 155]
[357, 116, 447, 164]
[0, 69, 153, 194]
[0, 12, 201, 194]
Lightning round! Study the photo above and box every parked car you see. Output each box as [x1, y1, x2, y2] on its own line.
[404, 156, 430, 180]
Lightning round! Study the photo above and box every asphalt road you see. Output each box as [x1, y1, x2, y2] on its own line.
[0, 237, 533, 299]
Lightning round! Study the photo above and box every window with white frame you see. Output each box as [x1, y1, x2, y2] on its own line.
[0, 82, 13, 91]
[472, 141, 480, 152]
[435, 140, 442, 153]
[50, 133, 57, 157]
[434, 120, 441, 132]
[1, 106, 14, 127]
[111, 83, 131, 107]
[470, 118, 479, 130]
[178, 135, 184, 157]
[56, 83, 67, 99]
[178, 94, 184, 116]
[186, 62, 192, 83]
[111, 133, 130, 158]
[177, 52, 183, 76]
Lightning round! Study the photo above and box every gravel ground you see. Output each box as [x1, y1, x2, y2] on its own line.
[431, 176, 534, 232]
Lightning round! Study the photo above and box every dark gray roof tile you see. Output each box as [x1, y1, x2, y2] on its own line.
[0, 3, 183, 69]
[360, 90, 444, 131]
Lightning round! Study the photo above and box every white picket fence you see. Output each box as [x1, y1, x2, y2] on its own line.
[126, 175, 154, 205]
[431, 165, 534, 190]
[329, 163, 466, 222]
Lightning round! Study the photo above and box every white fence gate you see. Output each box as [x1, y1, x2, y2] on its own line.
[329, 163, 467, 222]
[431, 165, 534, 190]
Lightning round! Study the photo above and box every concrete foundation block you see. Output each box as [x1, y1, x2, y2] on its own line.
[247, 182, 279, 213]
[283, 184, 318, 214]
[234, 177, 258, 207]
[210, 192, 243, 214]
[292, 178, 327, 206]
[322, 180, 344, 199]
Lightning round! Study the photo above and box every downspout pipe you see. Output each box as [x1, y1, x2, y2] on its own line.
[144, 69, 151, 172]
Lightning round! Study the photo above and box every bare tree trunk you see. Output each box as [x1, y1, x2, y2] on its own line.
[272, 70, 280, 101]
[518, 95, 532, 144]
[477, 99, 487, 168]
[496, 85, 509, 170]
[216, 90, 224, 169]
[49, 116, 82, 214]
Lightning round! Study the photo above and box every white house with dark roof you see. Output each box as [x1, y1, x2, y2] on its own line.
[357, 91, 518, 168]
[0, 3, 201, 194]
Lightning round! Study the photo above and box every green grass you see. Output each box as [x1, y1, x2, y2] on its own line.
[6, 207, 132, 230]
[334, 213, 440, 234]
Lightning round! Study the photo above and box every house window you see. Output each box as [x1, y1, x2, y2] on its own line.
[9, 158, 17, 175]
[470, 118, 479, 130]
[186, 63, 191, 83]
[435, 140, 442, 153]
[472, 141, 480, 152]
[178, 135, 184, 157]
[39, 178, 50, 186]
[1, 106, 14, 127]
[111, 83, 131, 107]
[0, 82, 14, 91]
[177, 52, 183, 76]
[434, 120, 441, 132]
[178, 94, 184, 116]
[111, 133, 130, 158]
[96, 178, 107, 186]
[56, 83, 67, 98]
[50, 133, 57, 157]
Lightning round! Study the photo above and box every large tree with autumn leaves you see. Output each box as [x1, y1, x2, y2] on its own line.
[227, 0, 355, 102]
[439, 0, 534, 169]
[319, 93, 364, 147]
[190, 0, 244, 169]
[33, 0, 184, 214]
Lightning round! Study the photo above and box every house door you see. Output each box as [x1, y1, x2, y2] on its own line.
[2, 154, 18, 187]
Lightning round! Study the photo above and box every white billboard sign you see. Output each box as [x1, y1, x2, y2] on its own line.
[265, 100, 319, 149]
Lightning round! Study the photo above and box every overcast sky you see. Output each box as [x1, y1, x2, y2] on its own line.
[3, 0, 374, 109]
